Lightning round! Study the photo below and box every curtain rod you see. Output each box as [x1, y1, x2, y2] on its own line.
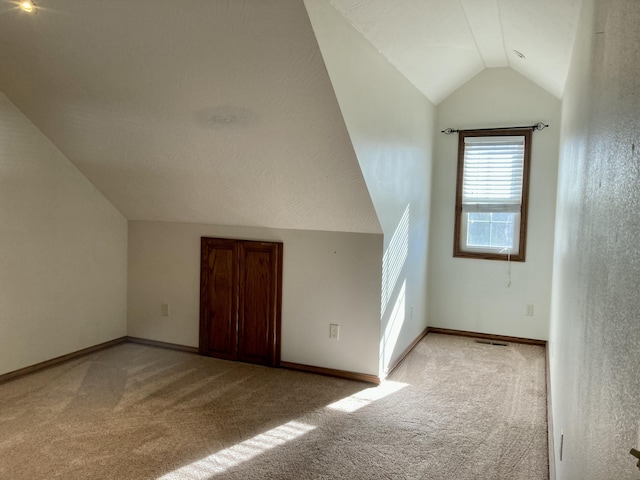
[441, 122, 548, 135]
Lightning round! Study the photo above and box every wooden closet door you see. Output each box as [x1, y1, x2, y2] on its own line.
[238, 241, 282, 366]
[199, 238, 238, 360]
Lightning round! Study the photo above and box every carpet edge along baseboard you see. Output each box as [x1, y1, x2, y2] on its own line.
[0, 335, 381, 385]
[427, 327, 547, 346]
[0, 336, 128, 384]
[1, 328, 545, 385]
[385, 326, 430, 378]
[126, 336, 199, 353]
[280, 361, 380, 384]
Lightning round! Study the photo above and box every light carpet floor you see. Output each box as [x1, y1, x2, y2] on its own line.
[0, 333, 548, 479]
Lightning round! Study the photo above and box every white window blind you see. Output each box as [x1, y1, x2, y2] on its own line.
[462, 135, 525, 213]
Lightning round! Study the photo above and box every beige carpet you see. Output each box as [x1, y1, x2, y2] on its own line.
[0, 333, 548, 479]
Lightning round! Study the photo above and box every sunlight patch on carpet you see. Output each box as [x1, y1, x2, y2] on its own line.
[325, 380, 408, 413]
[158, 420, 316, 479]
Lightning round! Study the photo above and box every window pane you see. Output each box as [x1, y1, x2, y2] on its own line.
[491, 212, 512, 222]
[467, 219, 490, 247]
[489, 218, 514, 248]
[465, 212, 516, 249]
[468, 212, 491, 222]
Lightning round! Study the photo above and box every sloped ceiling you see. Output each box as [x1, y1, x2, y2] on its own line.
[0, 0, 582, 232]
[328, 0, 583, 103]
[0, 0, 381, 233]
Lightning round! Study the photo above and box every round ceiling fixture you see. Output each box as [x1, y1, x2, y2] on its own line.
[19, 1, 37, 13]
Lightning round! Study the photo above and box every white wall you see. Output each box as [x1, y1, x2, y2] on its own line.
[549, 0, 640, 478]
[304, 0, 436, 375]
[128, 221, 382, 376]
[429, 68, 561, 340]
[0, 92, 127, 376]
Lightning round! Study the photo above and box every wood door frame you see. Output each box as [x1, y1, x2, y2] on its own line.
[274, 242, 283, 366]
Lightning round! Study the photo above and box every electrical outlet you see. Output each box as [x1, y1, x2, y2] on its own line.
[161, 303, 170, 317]
[526, 304, 534, 316]
[329, 324, 339, 340]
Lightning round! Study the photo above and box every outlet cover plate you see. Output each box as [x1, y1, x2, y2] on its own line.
[329, 324, 339, 340]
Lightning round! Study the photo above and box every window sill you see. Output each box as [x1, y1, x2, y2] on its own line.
[453, 249, 525, 262]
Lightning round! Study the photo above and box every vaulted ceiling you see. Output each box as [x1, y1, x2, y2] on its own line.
[0, 0, 380, 233]
[328, 0, 582, 103]
[0, 0, 581, 231]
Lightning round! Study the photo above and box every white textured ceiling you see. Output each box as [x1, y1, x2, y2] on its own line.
[0, 0, 582, 232]
[328, 0, 583, 103]
[0, 0, 380, 233]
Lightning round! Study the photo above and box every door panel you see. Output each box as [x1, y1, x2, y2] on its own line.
[199, 238, 238, 360]
[238, 244, 275, 365]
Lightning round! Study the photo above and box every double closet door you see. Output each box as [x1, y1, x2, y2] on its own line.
[199, 237, 283, 367]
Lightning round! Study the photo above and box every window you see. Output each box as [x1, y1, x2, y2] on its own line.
[453, 128, 532, 261]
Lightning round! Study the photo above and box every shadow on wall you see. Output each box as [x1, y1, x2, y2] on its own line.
[379, 204, 410, 374]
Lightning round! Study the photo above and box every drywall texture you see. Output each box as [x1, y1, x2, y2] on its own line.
[0, 92, 127, 376]
[305, 0, 435, 375]
[326, 0, 581, 103]
[128, 221, 382, 376]
[549, 0, 640, 478]
[0, 0, 379, 233]
[429, 68, 561, 340]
